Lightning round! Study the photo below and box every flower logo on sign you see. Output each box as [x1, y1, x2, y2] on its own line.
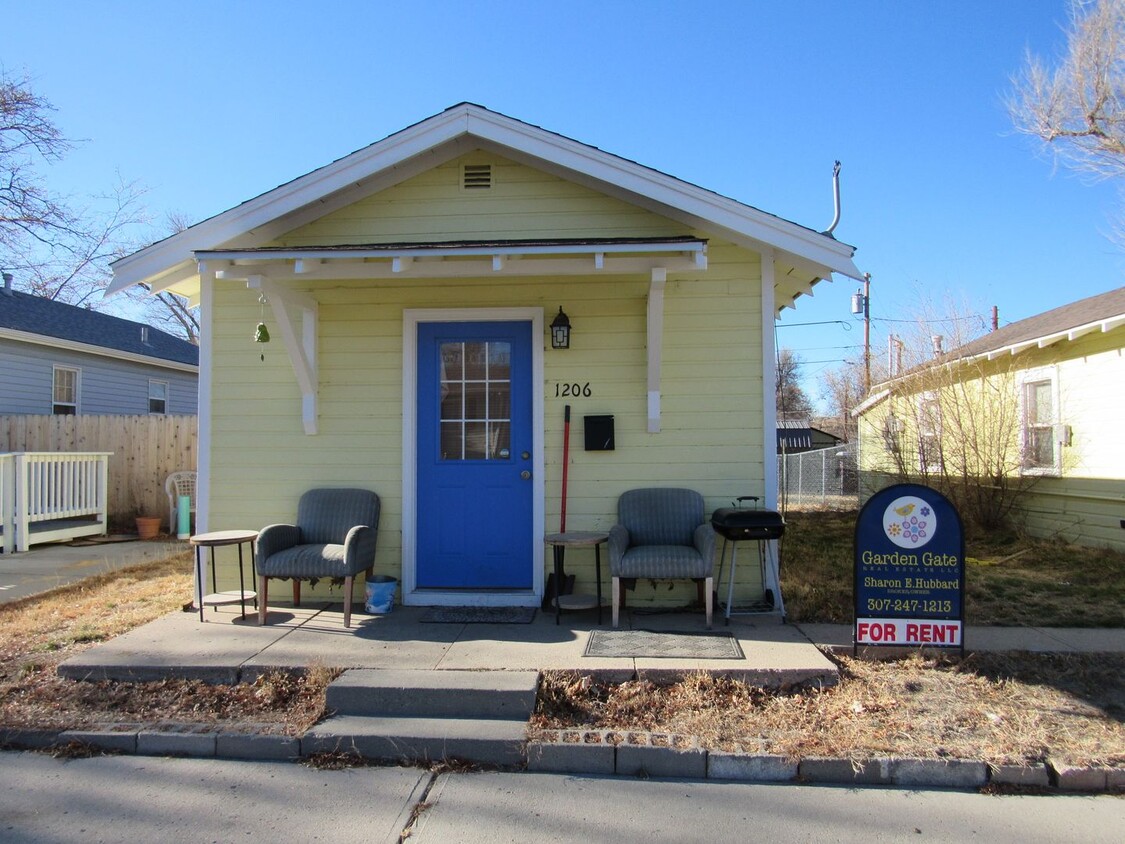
[883, 495, 936, 549]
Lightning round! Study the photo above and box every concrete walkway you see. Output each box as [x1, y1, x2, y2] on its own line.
[58, 600, 838, 686]
[0, 538, 183, 604]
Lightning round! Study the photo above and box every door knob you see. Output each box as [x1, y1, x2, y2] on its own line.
[520, 470, 532, 480]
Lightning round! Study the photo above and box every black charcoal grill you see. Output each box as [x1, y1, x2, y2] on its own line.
[711, 497, 786, 622]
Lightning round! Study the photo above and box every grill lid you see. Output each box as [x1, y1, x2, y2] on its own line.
[710, 507, 785, 540]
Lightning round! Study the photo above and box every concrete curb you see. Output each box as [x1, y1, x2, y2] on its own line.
[2, 726, 1122, 793]
[523, 734, 1122, 792]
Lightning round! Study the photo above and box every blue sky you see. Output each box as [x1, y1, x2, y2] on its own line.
[3, 0, 1119, 410]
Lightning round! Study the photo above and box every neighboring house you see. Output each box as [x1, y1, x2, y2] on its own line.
[0, 286, 198, 416]
[855, 286, 1125, 551]
[106, 103, 862, 609]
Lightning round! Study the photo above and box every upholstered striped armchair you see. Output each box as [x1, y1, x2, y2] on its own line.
[608, 487, 716, 628]
[256, 488, 380, 628]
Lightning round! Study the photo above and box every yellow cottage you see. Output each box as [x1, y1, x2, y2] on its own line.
[108, 104, 862, 614]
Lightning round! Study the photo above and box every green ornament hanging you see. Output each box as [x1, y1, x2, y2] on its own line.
[254, 293, 270, 360]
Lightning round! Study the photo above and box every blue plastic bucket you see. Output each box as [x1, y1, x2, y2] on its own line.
[364, 575, 397, 614]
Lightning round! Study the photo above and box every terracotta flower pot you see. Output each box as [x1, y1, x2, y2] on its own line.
[135, 516, 162, 540]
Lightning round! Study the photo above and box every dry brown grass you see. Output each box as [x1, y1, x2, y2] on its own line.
[533, 654, 1125, 767]
[781, 509, 1125, 627]
[0, 550, 332, 736]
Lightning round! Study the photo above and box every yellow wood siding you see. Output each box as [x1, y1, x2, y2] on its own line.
[204, 156, 772, 604]
[278, 152, 689, 245]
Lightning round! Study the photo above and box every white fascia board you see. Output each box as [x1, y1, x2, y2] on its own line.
[112, 105, 860, 293]
[0, 327, 198, 373]
[852, 388, 891, 417]
[108, 109, 476, 293]
[471, 120, 861, 280]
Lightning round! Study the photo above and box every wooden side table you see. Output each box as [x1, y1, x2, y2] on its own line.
[190, 529, 258, 621]
[544, 531, 609, 625]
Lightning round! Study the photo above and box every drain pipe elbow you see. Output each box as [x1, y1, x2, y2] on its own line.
[823, 161, 842, 235]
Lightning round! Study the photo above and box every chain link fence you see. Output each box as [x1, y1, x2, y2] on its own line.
[778, 442, 858, 512]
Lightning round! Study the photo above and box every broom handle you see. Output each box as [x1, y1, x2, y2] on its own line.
[560, 404, 571, 533]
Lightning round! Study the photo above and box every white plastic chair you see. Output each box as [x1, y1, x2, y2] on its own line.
[165, 471, 197, 534]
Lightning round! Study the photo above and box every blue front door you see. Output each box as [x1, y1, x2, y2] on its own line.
[416, 321, 534, 588]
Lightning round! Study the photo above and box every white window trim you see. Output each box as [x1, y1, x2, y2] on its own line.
[1018, 365, 1062, 476]
[148, 379, 169, 415]
[52, 365, 80, 415]
[916, 391, 943, 474]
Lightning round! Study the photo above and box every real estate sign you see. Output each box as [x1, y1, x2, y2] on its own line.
[854, 483, 965, 652]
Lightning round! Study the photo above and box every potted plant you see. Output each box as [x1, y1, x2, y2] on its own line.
[135, 512, 162, 539]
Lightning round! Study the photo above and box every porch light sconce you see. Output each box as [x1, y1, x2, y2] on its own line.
[550, 307, 571, 349]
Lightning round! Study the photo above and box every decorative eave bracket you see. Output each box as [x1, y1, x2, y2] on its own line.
[246, 274, 319, 435]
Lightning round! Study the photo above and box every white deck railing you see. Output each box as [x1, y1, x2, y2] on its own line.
[0, 452, 111, 553]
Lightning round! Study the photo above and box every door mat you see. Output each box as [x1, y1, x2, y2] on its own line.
[419, 607, 537, 624]
[584, 630, 745, 660]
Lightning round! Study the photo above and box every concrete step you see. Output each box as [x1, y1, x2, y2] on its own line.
[302, 714, 527, 767]
[325, 669, 539, 720]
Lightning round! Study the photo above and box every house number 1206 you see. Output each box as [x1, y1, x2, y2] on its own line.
[555, 382, 592, 398]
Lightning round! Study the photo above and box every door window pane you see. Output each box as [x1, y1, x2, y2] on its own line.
[439, 340, 511, 460]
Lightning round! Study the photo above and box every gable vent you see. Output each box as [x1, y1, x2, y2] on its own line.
[462, 163, 492, 190]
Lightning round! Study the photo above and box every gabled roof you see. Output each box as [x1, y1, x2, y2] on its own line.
[0, 289, 198, 369]
[948, 285, 1125, 362]
[108, 103, 861, 306]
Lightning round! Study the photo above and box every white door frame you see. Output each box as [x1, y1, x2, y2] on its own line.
[401, 307, 545, 606]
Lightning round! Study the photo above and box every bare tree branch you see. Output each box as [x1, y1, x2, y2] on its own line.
[1010, 0, 1125, 181]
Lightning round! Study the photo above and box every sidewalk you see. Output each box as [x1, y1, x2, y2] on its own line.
[0, 538, 183, 604]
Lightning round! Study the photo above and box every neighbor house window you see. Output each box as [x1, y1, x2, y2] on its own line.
[52, 366, 78, 415]
[148, 380, 168, 414]
[917, 393, 943, 473]
[882, 414, 902, 454]
[1022, 374, 1058, 473]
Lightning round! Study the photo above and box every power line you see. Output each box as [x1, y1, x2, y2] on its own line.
[776, 319, 854, 328]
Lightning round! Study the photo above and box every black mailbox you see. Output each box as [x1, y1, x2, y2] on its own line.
[584, 415, 615, 451]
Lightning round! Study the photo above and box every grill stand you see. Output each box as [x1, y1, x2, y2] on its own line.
[716, 537, 785, 623]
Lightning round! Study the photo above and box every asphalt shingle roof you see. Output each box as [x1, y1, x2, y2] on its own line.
[952, 286, 1125, 360]
[0, 290, 198, 367]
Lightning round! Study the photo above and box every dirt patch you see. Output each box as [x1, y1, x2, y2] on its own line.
[532, 653, 1125, 767]
[0, 550, 332, 736]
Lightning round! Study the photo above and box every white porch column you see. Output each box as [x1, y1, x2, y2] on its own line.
[761, 251, 778, 509]
[647, 267, 667, 433]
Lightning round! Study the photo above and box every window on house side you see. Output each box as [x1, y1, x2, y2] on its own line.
[882, 414, 901, 454]
[1023, 379, 1054, 470]
[148, 380, 168, 415]
[918, 395, 943, 473]
[52, 366, 78, 415]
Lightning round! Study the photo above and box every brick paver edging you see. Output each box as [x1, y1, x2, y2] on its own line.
[525, 730, 1123, 792]
[3, 726, 1122, 793]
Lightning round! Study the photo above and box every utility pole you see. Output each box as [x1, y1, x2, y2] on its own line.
[851, 273, 872, 392]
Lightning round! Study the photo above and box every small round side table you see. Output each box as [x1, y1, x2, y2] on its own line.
[189, 529, 258, 622]
[544, 531, 609, 625]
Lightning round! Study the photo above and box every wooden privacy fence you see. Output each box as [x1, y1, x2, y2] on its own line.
[0, 415, 197, 525]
